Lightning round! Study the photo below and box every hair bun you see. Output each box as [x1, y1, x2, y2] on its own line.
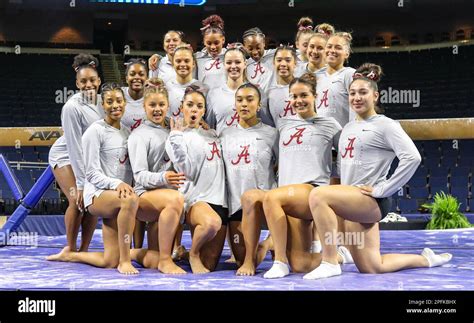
[201, 14, 225, 33]
[300, 72, 317, 85]
[185, 81, 210, 97]
[72, 54, 99, 72]
[353, 63, 383, 82]
[315, 23, 335, 37]
[297, 17, 313, 29]
[145, 77, 165, 90]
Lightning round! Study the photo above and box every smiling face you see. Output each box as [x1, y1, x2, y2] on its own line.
[144, 92, 169, 125]
[235, 87, 260, 122]
[243, 35, 265, 62]
[181, 92, 206, 127]
[76, 67, 101, 96]
[306, 36, 327, 67]
[102, 89, 126, 123]
[349, 79, 379, 118]
[163, 31, 182, 56]
[224, 50, 246, 81]
[172, 49, 195, 78]
[274, 49, 296, 79]
[325, 36, 350, 68]
[204, 32, 225, 58]
[290, 81, 316, 119]
[126, 63, 147, 93]
[297, 33, 313, 59]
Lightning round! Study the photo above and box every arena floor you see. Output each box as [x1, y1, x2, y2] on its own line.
[1, 228, 472, 291]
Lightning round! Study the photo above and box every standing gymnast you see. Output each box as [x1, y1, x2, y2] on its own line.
[121, 58, 148, 132]
[119, 58, 149, 249]
[305, 63, 452, 280]
[47, 54, 103, 257]
[264, 45, 298, 127]
[165, 85, 228, 274]
[195, 14, 227, 90]
[295, 23, 334, 77]
[316, 32, 356, 128]
[295, 17, 314, 68]
[148, 30, 185, 83]
[166, 45, 201, 118]
[206, 46, 247, 135]
[242, 27, 275, 88]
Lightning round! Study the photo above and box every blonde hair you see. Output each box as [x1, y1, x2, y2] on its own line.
[330, 32, 353, 53]
[144, 77, 168, 101]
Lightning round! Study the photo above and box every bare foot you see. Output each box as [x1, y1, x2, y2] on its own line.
[189, 254, 210, 274]
[225, 254, 236, 263]
[118, 262, 139, 275]
[236, 261, 256, 276]
[46, 246, 72, 262]
[158, 259, 187, 274]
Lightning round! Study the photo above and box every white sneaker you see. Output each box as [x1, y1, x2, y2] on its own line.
[337, 246, 354, 264]
[380, 212, 398, 223]
[395, 214, 407, 222]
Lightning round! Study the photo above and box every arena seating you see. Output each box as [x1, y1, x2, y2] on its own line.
[0, 53, 103, 127]
[350, 45, 474, 119]
[391, 139, 473, 214]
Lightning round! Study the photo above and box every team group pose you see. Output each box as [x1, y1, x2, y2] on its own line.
[47, 14, 452, 278]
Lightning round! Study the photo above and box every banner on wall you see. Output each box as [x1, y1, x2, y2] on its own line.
[0, 127, 63, 147]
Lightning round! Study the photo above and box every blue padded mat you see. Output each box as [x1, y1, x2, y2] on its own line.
[0, 228, 472, 291]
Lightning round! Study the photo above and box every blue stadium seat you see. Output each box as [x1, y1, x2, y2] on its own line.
[413, 166, 429, 179]
[422, 141, 441, 156]
[409, 187, 430, 199]
[458, 140, 474, 154]
[423, 157, 440, 169]
[36, 146, 52, 162]
[35, 146, 51, 153]
[22, 152, 39, 162]
[408, 176, 427, 187]
[43, 189, 60, 199]
[440, 140, 459, 154]
[450, 186, 470, 200]
[450, 176, 470, 188]
[430, 166, 449, 178]
[6, 151, 22, 161]
[0, 147, 21, 154]
[398, 198, 418, 213]
[457, 157, 473, 168]
[430, 176, 448, 187]
[440, 154, 459, 168]
[395, 186, 408, 199]
[389, 198, 399, 213]
[14, 169, 34, 191]
[450, 166, 472, 178]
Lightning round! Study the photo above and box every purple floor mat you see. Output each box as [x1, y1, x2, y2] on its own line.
[0, 229, 472, 291]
